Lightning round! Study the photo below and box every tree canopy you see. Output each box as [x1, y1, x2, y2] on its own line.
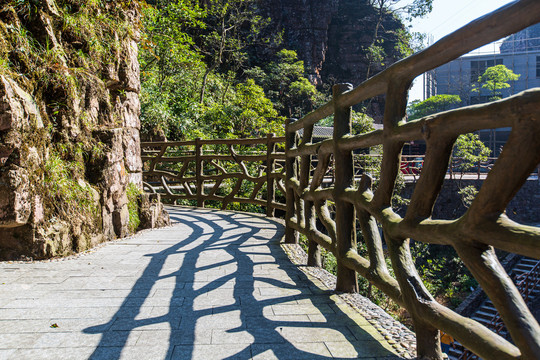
[407, 94, 462, 121]
[138, 0, 417, 141]
[475, 64, 520, 101]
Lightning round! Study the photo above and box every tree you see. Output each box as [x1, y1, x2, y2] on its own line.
[453, 133, 491, 207]
[140, 0, 205, 84]
[139, 0, 283, 141]
[474, 64, 520, 101]
[365, 0, 433, 79]
[407, 94, 462, 120]
[194, 0, 274, 103]
[406, 95, 491, 207]
[368, 0, 434, 22]
[246, 49, 321, 118]
[139, 0, 207, 140]
[454, 133, 491, 174]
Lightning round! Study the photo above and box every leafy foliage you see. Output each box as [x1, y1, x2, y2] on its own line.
[407, 94, 462, 120]
[0, 0, 139, 239]
[245, 49, 324, 118]
[411, 241, 477, 307]
[474, 64, 520, 101]
[454, 133, 491, 173]
[364, 0, 433, 79]
[127, 183, 142, 233]
[139, 0, 286, 140]
[453, 133, 491, 208]
[42, 152, 99, 224]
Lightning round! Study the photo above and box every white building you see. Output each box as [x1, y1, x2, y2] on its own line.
[424, 24, 540, 155]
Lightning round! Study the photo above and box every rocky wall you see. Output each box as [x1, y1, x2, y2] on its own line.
[0, 1, 164, 260]
[262, 0, 407, 119]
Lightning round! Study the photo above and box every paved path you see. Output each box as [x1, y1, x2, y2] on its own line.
[0, 207, 401, 360]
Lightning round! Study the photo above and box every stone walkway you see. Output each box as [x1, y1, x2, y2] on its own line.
[0, 207, 403, 360]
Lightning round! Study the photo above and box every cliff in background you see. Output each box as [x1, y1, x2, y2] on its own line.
[0, 1, 165, 260]
[263, 0, 406, 112]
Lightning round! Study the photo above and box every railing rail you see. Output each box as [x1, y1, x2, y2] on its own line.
[485, 260, 540, 338]
[517, 261, 540, 304]
[284, 1, 540, 359]
[141, 136, 523, 213]
[141, 135, 287, 215]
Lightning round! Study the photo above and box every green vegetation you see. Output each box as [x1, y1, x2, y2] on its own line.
[139, 0, 286, 140]
[127, 183, 142, 233]
[1, 1, 134, 101]
[365, 0, 433, 79]
[411, 242, 477, 308]
[474, 64, 520, 101]
[42, 152, 99, 227]
[407, 94, 462, 120]
[299, 229, 478, 325]
[454, 133, 491, 208]
[0, 1, 141, 252]
[401, 95, 498, 316]
[454, 133, 491, 174]
[139, 0, 427, 140]
[2, 0, 484, 324]
[245, 49, 324, 119]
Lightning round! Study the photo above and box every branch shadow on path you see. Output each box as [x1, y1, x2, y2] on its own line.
[84, 206, 399, 359]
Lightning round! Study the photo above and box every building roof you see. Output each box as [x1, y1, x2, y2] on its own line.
[298, 126, 333, 139]
[297, 124, 383, 139]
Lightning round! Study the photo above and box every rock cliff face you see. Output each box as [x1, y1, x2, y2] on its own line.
[263, 0, 339, 86]
[0, 1, 166, 260]
[323, 0, 405, 85]
[263, 0, 406, 117]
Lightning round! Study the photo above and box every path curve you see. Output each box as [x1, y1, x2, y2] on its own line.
[0, 207, 403, 360]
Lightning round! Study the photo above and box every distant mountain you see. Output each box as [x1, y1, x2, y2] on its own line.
[258, 0, 407, 119]
[262, 0, 406, 85]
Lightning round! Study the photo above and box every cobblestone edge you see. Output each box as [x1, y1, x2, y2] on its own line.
[281, 243, 417, 359]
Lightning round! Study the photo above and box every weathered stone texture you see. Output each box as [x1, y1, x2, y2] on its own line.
[263, 0, 406, 119]
[0, 166, 31, 227]
[0, 76, 43, 132]
[124, 128, 143, 174]
[0, 75, 44, 229]
[138, 193, 170, 231]
[0, 1, 155, 260]
[273, 0, 397, 81]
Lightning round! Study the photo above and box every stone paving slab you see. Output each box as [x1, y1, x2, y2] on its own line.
[0, 206, 403, 360]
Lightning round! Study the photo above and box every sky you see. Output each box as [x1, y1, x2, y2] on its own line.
[407, 0, 515, 102]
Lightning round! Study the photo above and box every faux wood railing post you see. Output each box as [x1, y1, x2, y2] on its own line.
[333, 83, 358, 293]
[195, 137, 204, 208]
[285, 118, 298, 244]
[299, 124, 321, 266]
[266, 133, 276, 217]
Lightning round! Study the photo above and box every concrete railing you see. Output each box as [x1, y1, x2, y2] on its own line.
[141, 135, 287, 216]
[140, 2, 540, 358]
[284, 1, 540, 359]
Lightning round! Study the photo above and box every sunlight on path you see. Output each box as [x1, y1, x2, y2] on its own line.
[0, 206, 401, 360]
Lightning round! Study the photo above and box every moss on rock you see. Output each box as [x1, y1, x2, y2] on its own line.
[0, 0, 146, 260]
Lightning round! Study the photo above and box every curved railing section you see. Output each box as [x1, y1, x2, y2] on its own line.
[284, 1, 540, 359]
[141, 135, 287, 216]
